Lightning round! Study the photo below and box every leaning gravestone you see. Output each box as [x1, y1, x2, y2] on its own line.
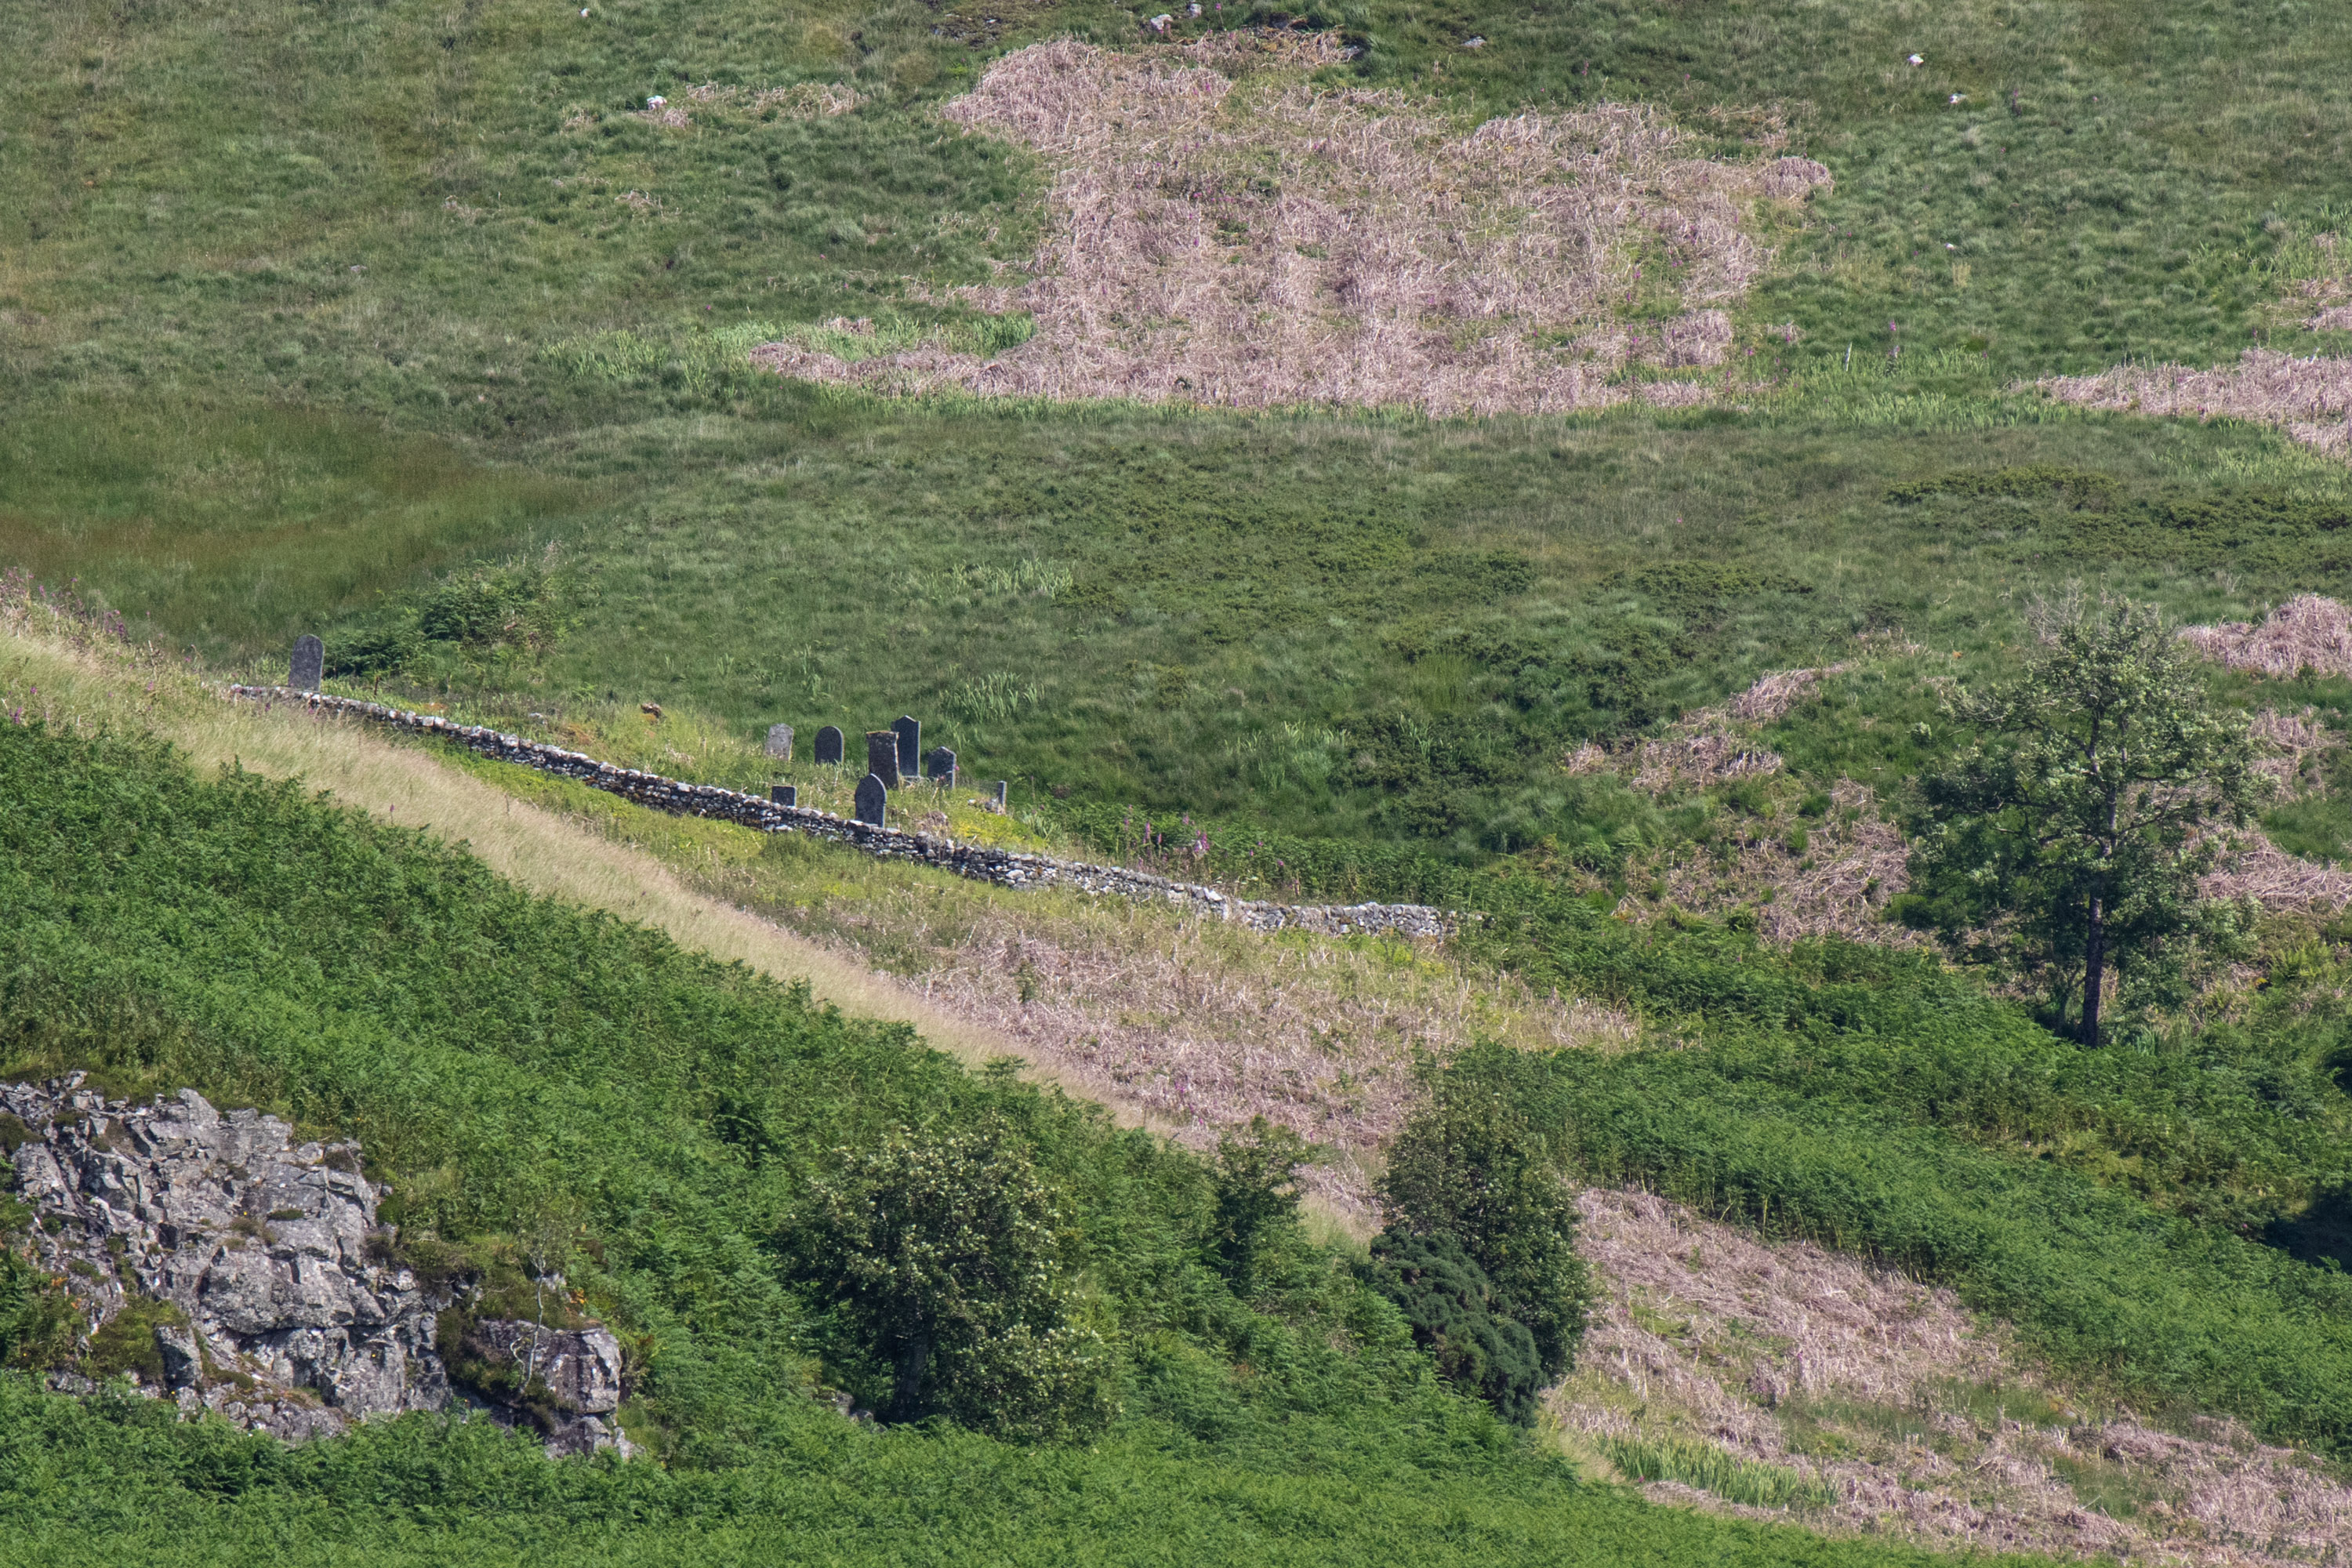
[891, 716, 920, 779]
[814, 726, 844, 765]
[854, 772, 887, 826]
[764, 724, 794, 761]
[866, 731, 900, 786]
[771, 784, 797, 808]
[922, 746, 956, 783]
[993, 781, 1009, 811]
[289, 634, 325, 692]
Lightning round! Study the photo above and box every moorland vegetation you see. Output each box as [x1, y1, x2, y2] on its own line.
[10, 0, 2352, 1559]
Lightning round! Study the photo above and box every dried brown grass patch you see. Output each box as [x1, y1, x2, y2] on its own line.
[1559, 1189, 2352, 1563]
[1619, 780, 1918, 946]
[2181, 594, 2352, 680]
[754, 32, 1829, 416]
[2039, 351, 2352, 464]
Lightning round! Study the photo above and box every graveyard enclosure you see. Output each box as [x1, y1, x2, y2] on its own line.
[223, 685, 1451, 938]
[12, 0, 2352, 1559]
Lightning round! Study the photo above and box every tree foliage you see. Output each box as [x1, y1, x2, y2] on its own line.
[1377, 1087, 1591, 1385]
[1900, 597, 2262, 1043]
[1207, 1116, 1313, 1294]
[790, 1121, 1116, 1440]
[1363, 1232, 1544, 1425]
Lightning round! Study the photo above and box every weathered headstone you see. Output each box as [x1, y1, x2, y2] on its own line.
[814, 726, 844, 765]
[854, 772, 887, 826]
[922, 746, 956, 783]
[289, 634, 324, 692]
[891, 716, 920, 779]
[764, 724, 794, 761]
[866, 731, 900, 787]
[771, 784, 797, 808]
[993, 780, 1009, 811]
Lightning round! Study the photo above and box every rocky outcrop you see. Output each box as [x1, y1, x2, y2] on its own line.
[3, 1076, 631, 1457]
[457, 1317, 630, 1457]
[4, 1076, 446, 1439]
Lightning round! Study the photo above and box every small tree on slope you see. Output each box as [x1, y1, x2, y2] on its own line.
[1902, 598, 2262, 1045]
[791, 1120, 1116, 1440]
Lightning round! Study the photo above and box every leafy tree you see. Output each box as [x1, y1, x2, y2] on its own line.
[1377, 1087, 1591, 1382]
[1207, 1116, 1313, 1294]
[1363, 1232, 1544, 1424]
[790, 1120, 1116, 1440]
[1902, 598, 2262, 1044]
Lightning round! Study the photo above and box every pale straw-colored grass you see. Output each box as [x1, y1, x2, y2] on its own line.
[2180, 594, 2352, 679]
[754, 31, 1829, 416]
[0, 609, 1029, 1073]
[2039, 351, 2352, 464]
[1558, 1188, 2352, 1563]
[2, 597, 1634, 1230]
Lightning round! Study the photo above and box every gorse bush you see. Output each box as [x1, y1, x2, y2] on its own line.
[1377, 1085, 1593, 1388]
[1363, 1233, 1544, 1426]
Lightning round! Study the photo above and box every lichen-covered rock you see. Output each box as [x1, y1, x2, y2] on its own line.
[466, 1319, 625, 1414]
[2, 1076, 448, 1434]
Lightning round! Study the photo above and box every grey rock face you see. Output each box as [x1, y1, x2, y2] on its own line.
[764, 723, 793, 760]
[3, 1077, 447, 1435]
[814, 725, 844, 764]
[469, 1320, 625, 1414]
[289, 635, 325, 691]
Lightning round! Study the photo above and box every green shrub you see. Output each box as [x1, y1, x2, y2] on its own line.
[1378, 1087, 1592, 1383]
[1363, 1231, 1544, 1425]
[787, 1120, 1116, 1439]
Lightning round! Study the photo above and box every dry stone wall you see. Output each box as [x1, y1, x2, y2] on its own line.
[229, 686, 1452, 940]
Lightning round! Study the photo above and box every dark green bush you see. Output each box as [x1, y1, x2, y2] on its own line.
[1363, 1231, 1544, 1425]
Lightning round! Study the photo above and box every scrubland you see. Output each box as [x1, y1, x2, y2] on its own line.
[11, 0, 2352, 1559]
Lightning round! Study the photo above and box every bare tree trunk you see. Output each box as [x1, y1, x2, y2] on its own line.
[2081, 884, 2106, 1046]
[890, 1331, 931, 1423]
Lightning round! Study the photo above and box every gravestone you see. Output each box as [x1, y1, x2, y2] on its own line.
[993, 780, 1008, 811]
[814, 726, 844, 765]
[891, 716, 920, 779]
[853, 772, 887, 826]
[866, 731, 900, 787]
[922, 746, 956, 783]
[764, 724, 794, 761]
[771, 784, 797, 808]
[288, 635, 325, 692]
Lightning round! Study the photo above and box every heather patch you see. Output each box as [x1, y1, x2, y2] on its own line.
[753, 33, 1830, 416]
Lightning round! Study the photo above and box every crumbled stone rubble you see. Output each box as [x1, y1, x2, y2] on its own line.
[4, 1076, 629, 1456]
[227, 685, 1454, 941]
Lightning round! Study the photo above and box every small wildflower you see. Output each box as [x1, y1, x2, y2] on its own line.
[1907, 53, 1924, 66]
[1950, 93, 1965, 104]
[646, 94, 666, 108]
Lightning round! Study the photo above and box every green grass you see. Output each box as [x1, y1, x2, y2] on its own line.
[1604, 1433, 1833, 1511]
[5, 0, 2352, 861]
[0, 715, 2045, 1568]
